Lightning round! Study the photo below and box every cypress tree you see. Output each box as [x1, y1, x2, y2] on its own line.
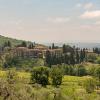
[76, 51, 80, 64]
[52, 43, 55, 49]
[62, 44, 66, 53]
[45, 50, 52, 67]
[80, 49, 84, 62]
[70, 52, 75, 65]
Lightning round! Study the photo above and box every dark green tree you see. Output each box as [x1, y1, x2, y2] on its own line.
[70, 52, 75, 65]
[64, 54, 69, 64]
[83, 48, 86, 59]
[21, 41, 27, 47]
[62, 44, 66, 53]
[45, 50, 52, 67]
[52, 43, 55, 49]
[28, 43, 34, 49]
[4, 42, 8, 47]
[80, 49, 84, 62]
[7, 41, 12, 47]
[76, 51, 80, 64]
[31, 67, 49, 87]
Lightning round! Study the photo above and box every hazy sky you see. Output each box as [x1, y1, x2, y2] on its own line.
[0, 0, 100, 43]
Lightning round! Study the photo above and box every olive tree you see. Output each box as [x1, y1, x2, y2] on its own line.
[31, 66, 49, 87]
[50, 66, 64, 87]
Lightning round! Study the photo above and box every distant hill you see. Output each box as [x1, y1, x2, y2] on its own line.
[0, 35, 31, 47]
[44, 43, 100, 49]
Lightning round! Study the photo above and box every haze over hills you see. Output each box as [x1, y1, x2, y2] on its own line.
[1, 34, 100, 49]
[44, 43, 100, 49]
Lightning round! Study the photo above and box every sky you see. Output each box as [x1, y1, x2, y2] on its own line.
[0, 0, 100, 43]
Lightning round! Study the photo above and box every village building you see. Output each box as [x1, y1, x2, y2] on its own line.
[12, 44, 63, 59]
[13, 47, 43, 58]
[48, 49, 63, 56]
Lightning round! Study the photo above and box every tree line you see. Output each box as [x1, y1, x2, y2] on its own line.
[46, 44, 86, 67]
[31, 65, 100, 93]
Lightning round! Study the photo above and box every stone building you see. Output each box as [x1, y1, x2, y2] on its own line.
[12, 44, 63, 59]
[13, 47, 43, 58]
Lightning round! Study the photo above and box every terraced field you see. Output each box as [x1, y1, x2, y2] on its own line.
[0, 70, 99, 100]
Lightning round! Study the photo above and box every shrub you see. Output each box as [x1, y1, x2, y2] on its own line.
[63, 65, 75, 76]
[83, 78, 96, 93]
[75, 64, 87, 76]
[6, 68, 18, 84]
[50, 66, 63, 87]
[31, 66, 49, 86]
[87, 53, 97, 63]
[94, 67, 100, 81]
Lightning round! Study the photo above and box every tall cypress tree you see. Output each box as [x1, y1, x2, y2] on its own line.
[65, 54, 69, 64]
[45, 50, 52, 67]
[52, 43, 55, 49]
[80, 49, 84, 62]
[76, 50, 80, 64]
[62, 44, 66, 53]
[83, 48, 86, 59]
[7, 41, 11, 47]
[70, 52, 75, 65]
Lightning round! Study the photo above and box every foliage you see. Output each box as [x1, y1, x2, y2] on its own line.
[0, 70, 99, 100]
[94, 67, 100, 81]
[63, 65, 75, 75]
[0, 35, 31, 47]
[3, 53, 15, 68]
[6, 68, 18, 84]
[75, 64, 87, 76]
[31, 66, 49, 86]
[87, 53, 97, 63]
[20, 41, 27, 47]
[3, 56, 44, 70]
[62, 64, 87, 76]
[50, 66, 64, 87]
[83, 78, 96, 93]
[46, 45, 86, 67]
[28, 43, 35, 49]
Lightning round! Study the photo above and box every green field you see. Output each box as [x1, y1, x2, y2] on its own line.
[0, 70, 99, 100]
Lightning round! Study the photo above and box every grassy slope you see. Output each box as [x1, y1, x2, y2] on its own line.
[0, 70, 99, 100]
[0, 35, 31, 46]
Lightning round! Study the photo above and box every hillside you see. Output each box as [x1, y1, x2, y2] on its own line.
[0, 35, 31, 47]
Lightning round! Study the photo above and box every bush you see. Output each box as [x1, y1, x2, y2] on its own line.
[88, 67, 96, 76]
[63, 65, 75, 76]
[94, 67, 100, 82]
[75, 64, 87, 76]
[87, 53, 97, 63]
[50, 66, 63, 87]
[31, 66, 49, 86]
[96, 57, 100, 64]
[83, 78, 96, 93]
[6, 68, 18, 84]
